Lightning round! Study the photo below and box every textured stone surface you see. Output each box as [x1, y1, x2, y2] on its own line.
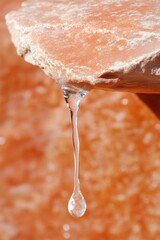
[1, 1, 160, 240]
[6, 0, 160, 93]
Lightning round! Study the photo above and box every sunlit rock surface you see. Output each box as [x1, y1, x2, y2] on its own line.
[6, 0, 160, 93]
[1, 1, 160, 240]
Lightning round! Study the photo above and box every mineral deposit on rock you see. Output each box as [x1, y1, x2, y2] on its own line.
[6, 0, 160, 93]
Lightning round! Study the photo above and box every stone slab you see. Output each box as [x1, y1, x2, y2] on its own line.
[6, 0, 160, 93]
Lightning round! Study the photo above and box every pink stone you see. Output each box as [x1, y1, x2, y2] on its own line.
[6, 0, 160, 93]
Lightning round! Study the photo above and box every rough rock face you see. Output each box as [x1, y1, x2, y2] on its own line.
[1, 1, 160, 240]
[6, 0, 160, 93]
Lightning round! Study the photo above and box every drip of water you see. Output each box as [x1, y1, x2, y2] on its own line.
[62, 85, 88, 218]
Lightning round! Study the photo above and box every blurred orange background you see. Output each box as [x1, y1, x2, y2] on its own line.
[1, 1, 160, 240]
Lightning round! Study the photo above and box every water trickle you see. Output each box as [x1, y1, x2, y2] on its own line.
[62, 85, 87, 218]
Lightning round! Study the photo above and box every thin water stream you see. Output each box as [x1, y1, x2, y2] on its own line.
[62, 85, 88, 218]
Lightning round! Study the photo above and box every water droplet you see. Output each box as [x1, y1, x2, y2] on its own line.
[63, 232, 70, 239]
[62, 85, 88, 218]
[68, 191, 86, 218]
[63, 224, 70, 231]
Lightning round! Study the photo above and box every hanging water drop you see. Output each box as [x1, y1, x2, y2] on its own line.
[62, 85, 87, 218]
[68, 191, 86, 218]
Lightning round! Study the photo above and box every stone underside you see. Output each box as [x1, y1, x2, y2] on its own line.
[6, 0, 160, 93]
